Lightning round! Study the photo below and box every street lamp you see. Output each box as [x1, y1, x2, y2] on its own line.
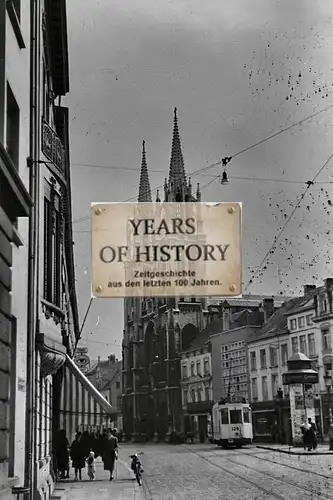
[323, 370, 333, 450]
[221, 170, 229, 185]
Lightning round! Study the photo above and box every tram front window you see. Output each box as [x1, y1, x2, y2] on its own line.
[221, 408, 229, 424]
[230, 409, 242, 424]
[243, 407, 250, 423]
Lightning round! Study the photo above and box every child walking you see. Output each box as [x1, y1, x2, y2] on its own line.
[86, 450, 96, 480]
[70, 432, 86, 481]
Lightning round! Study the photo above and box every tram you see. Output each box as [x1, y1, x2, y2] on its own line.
[209, 401, 253, 448]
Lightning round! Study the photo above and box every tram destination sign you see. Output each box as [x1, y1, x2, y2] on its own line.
[91, 202, 242, 298]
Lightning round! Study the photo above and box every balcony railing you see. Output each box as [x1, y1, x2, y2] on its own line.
[41, 120, 65, 174]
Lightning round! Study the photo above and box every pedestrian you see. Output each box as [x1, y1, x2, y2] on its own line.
[308, 418, 317, 450]
[86, 450, 96, 480]
[54, 429, 70, 479]
[101, 428, 119, 481]
[270, 421, 279, 444]
[300, 421, 312, 450]
[70, 432, 86, 481]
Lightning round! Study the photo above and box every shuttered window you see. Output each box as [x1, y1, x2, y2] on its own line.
[43, 180, 62, 306]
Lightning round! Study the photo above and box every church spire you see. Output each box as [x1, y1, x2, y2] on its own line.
[138, 140, 152, 202]
[168, 108, 187, 188]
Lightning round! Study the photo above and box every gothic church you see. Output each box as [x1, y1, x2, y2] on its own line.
[122, 109, 209, 442]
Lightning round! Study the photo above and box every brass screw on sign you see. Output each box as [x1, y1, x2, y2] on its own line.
[229, 284, 236, 292]
[228, 206, 235, 214]
[95, 208, 102, 215]
[95, 285, 103, 293]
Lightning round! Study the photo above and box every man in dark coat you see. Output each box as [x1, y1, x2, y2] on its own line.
[308, 418, 317, 450]
[101, 429, 118, 481]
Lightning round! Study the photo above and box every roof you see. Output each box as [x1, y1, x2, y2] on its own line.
[185, 310, 263, 351]
[207, 294, 292, 308]
[248, 290, 318, 343]
[288, 352, 311, 362]
[184, 321, 219, 351]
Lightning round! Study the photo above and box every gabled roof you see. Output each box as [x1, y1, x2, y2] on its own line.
[248, 290, 318, 343]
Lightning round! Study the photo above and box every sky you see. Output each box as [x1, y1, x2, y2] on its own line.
[65, 0, 333, 362]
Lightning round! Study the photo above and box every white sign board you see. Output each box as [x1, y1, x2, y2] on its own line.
[91, 202, 242, 298]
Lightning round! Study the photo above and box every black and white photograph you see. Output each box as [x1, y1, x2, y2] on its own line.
[2, 0, 333, 498]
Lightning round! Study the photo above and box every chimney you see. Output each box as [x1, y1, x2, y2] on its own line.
[304, 284, 316, 297]
[325, 278, 333, 290]
[262, 298, 274, 323]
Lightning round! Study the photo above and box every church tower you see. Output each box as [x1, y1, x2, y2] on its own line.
[122, 111, 205, 443]
[164, 108, 201, 203]
[138, 140, 152, 202]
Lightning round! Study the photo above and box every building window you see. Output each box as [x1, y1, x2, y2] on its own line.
[262, 376, 268, 400]
[197, 388, 202, 402]
[298, 316, 305, 329]
[319, 295, 328, 314]
[306, 315, 313, 326]
[6, 82, 20, 169]
[269, 347, 277, 367]
[196, 360, 201, 376]
[299, 335, 307, 355]
[203, 359, 209, 375]
[182, 364, 188, 379]
[308, 333, 316, 356]
[322, 328, 331, 351]
[251, 378, 258, 400]
[42, 61, 51, 123]
[204, 386, 210, 401]
[290, 319, 297, 331]
[116, 381, 120, 389]
[291, 337, 298, 354]
[260, 349, 266, 369]
[190, 362, 195, 376]
[281, 344, 288, 365]
[250, 351, 257, 371]
[43, 181, 62, 306]
[183, 390, 188, 405]
[271, 374, 278, 398]
[191, 389, 196, 402]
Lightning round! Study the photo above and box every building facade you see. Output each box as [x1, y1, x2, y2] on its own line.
[0, 2, 117, 499]
[180, 331, 212, 441]
[0, 1, 33, 498]
[246, 283, 333, 442]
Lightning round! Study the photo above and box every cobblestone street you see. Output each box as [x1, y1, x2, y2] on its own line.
[58, 443, 333, 499]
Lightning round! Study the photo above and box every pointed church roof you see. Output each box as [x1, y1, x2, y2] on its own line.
[168, 108, 187, 187]
[138, 140, 152, 202]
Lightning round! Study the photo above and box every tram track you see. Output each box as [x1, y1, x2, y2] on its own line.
[232, 446, 333, 481]
[207, 448, 333, 499]
[184, 445, 332, 500]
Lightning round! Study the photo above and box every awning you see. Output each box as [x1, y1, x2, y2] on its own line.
[59, 355, 118, 442]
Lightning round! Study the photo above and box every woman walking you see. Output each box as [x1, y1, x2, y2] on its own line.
[101, 429, 119, 481]
[70, 432, 86, 481]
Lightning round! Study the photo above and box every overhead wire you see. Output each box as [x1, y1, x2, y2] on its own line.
[244, 151, 333, 293]
[70, 101, 333, 226]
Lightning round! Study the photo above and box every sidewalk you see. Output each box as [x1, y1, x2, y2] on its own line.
[52, 453, 145, 500]
[256, 443, 333, 455]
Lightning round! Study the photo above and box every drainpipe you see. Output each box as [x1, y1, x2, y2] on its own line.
[25, 0, 39, 498]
